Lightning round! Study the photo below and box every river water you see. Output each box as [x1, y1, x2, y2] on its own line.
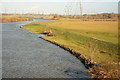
[2, 19, 90, 78]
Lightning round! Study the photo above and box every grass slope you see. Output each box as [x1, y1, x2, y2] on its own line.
[21, 19, 118, 77]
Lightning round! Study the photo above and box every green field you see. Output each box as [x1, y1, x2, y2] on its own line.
[22, 19, 118, 75]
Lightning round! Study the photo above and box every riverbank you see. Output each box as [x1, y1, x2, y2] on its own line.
[21, 19, 118, 78]
[0, 15, 34, 23]
[40, 37, 116, 78]
[0, 17, 34, 23]
[2, 19, 90, 78]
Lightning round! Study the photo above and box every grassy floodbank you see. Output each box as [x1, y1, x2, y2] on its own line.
[21, 19, 118, 78]
[0, 15, 34, 23]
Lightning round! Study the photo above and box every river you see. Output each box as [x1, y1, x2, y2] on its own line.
[2, 18, 90, 78]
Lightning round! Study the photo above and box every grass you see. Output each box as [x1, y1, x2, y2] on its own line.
[0, 15, 34, 23]
[34, 15, 54, 19]
[21, 19, 118, 78]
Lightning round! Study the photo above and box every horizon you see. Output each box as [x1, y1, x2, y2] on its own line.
[0, 2, 118, 15]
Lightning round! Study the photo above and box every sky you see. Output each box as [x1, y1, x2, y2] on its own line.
[0, 0, 119, 15]
[0, 0, 120, 2]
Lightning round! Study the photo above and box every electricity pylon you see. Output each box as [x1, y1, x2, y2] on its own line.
[74, 0, 82, 19]
[65, 5, 71, 15]
[80, 0, 82, 17]
[4, 8, 7, 14]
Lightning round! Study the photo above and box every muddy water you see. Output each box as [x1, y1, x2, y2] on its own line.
[2, 19, 90, 78]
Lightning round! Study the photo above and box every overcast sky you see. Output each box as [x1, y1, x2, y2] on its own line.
[0, 0, 119, 2]
[0, 0, 119, 15]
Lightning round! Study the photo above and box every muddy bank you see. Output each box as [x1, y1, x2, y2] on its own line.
[40, 37, 94, 68]
[40, 37, 118, 78]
